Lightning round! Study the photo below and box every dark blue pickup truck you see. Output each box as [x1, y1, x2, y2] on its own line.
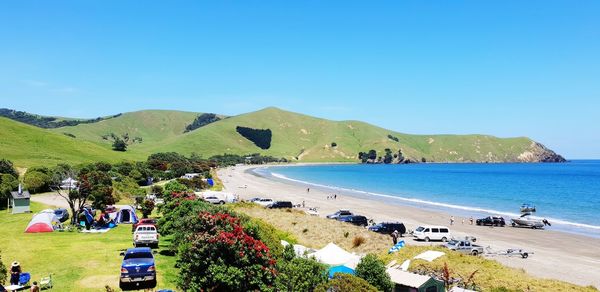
[119, 247, 157, 290]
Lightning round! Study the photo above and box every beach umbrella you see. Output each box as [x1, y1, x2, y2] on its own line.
[328, 265, 355, 278]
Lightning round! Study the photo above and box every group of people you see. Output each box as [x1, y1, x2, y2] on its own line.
[326, 194, 338, 200]
[450, 216, 475, 225]
[0, 261, 39, 292]
[78, 207, 116, 230]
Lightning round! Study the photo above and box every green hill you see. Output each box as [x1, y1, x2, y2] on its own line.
[0, 117, 135, 167]
[0, 107, 564, 167]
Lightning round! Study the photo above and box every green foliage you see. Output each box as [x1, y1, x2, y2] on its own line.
[0, 174, 19, 208]
[176, 212, 277, 291]
[276, 256, 328, 292]
[0, 159, 18, 178]
[112, 137, 127, 151]
[24, 170, 52, 193]
[141, 199, 155, 218]
[241, 216, 297, 259]
[383, 148, 393, 164]
[0, 108, 121, 128]
[387, 134, 399, 142]
[314, 273, 378, 292]
[112, 176, 145, 202]
[236, 126, 272, 150]
[162, 181, 189, 197]
[0, 249, 8, 285]
[355, 254, 394, 292]
[184, 113, 221, 133]
[79, 166, 114, 210]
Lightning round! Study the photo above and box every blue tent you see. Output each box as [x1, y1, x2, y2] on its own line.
[328, 265, 355, 278]
[207, 179, 214, 186]
[388, 240, 405, 254]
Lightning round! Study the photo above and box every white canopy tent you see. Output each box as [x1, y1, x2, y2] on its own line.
[307, 242, 362, 267]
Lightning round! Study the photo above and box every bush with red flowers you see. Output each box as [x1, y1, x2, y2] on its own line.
[176, 212, 277, 291]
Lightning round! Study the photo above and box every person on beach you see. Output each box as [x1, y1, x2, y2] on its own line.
[334, 194, 337, 200]
[450, 216, 455, 225]
[462, 218, 465, 224]
[307, 188, 310, 193]
[391, 230, 399, 244]
[469, 217, 474, 225]
[302, 200, 305, 208]
[10, 261, 21, 285]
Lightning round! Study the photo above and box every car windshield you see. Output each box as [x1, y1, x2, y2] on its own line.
[124, 252, 153, 260]
[448, 240, 459, 245]
[415, 226, 425, 232]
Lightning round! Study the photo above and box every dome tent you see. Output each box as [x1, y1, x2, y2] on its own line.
[25, 212, 60, 233]
[115, 205, 138, 224]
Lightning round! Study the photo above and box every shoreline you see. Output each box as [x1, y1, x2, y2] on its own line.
[251, 165, 600, 238]
[220, 164, 600, 288]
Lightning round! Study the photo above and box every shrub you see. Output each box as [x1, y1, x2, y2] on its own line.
[112, 138, 127, 151]
[176, 212, 277, 291]
[355, 254, 393, 292]
[352, 236, 366, 248]
[314, 273, 378, 292]
[140, 199, 155, 218]
[276, 257, 328, 292]
[0, 249, 7, 284]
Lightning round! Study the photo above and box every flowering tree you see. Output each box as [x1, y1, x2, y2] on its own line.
[177, 212, 277, 291]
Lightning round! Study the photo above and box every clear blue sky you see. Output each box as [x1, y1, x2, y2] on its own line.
[1, 1, 599, 158]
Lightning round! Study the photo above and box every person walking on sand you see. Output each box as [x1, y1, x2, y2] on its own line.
[302, 200, 305, 208]
[450, 216, 455, 226]
[307, 188, 310, 193]
[391, 230, 399, 245]
[469, 217, 474, 225]
[334, 194, 337, 200]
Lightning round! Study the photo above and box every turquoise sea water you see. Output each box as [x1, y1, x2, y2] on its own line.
[255, 160, 600, 237]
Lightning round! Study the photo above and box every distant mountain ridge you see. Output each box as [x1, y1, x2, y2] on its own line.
[0, 107, 565, 167]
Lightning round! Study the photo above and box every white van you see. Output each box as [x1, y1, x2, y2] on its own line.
[413, 225, 451, 242]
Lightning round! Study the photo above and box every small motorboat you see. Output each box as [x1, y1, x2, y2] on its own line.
[511, 213, 549, 229]
[520, 203, 536, 213]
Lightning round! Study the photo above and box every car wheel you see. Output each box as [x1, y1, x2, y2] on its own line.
[220, 201, 225, 205]
[119, 281, 130, 291]
[147, 279, 157, 289]
[441, 237, 448, 242]
[424, 237, 430, 242]
[511, 222, 516, 227]
[471, 250, 479, 256]
[522, 253, 529, 259]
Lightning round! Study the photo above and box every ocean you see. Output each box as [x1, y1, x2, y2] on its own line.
[254, 160, 600, 237]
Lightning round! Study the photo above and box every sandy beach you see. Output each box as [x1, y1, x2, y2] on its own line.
[219, 164, 600, 288]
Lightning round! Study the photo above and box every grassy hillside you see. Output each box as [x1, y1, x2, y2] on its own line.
[156, 107, 542, 162]
[0, 117, 135, 167]
[1, 107, 560, 167]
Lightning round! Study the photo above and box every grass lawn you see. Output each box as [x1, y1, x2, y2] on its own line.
[0, 202, 178, 291]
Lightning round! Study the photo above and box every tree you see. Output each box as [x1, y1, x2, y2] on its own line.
[314, 273, 378, 292]
[0, 159, 18, 178]
[0, 249, 8, 285]
[112, 138, 127, 151]
[0, 174, 19, 208]
[81, 169, 114, 210]
[141, 199, 155, 218]
[383, 149, 393, 164]
[24, 170, 52, 193]
[276, 253, 328, 291]
[176, 212, 277, 291]
[368, 149, 377, 161]
[355, 254, 393, 292]
[51, 164, 88, 225]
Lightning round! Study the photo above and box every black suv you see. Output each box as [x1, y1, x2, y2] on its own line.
[338, 215, 369, 227]
[267, 201, 293, 209]
[368, 222, 407, 235]
[476, 216, 506, 227]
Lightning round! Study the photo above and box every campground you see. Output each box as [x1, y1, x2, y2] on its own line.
[0, 202, 178, 291]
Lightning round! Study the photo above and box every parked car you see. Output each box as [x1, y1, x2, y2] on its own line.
[338, 215, 368, 227]
[133, 224, 159, 248]
[267, 201, 293, 209]
[53, 208, 70, 223]
[413, 225, 451, 242]
[326, 209, 353, 219]
[368, 222, 407, 236]
[249, 197, 262, 202]
[255, 198, 274, 207]
[119, 247, 157, 291]
[476, 216, 506, 227]
[132, 218, 157, 232]
[444, 239, 485, 256]
[204, 196, 226, 204]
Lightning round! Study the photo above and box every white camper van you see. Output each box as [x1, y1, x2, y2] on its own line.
[413, 225, 451, 242]
[197, 191, 238, 204]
